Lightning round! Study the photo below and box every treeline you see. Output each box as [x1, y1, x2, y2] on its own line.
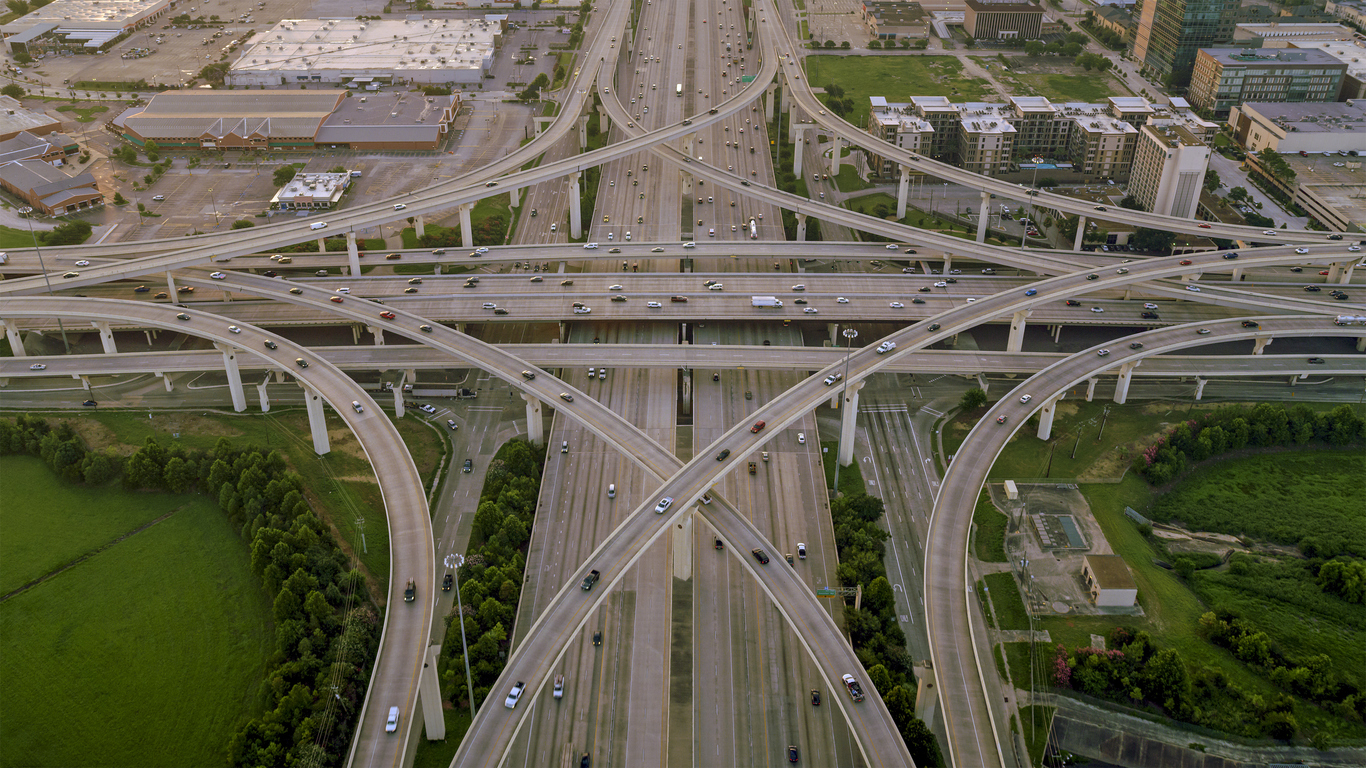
[1135, 403, 1364, 486]
[831, 493, 944, 766]
[413, 220, 508, 250]
[437, 439, 545, 709]
[0, 416, 379, 766]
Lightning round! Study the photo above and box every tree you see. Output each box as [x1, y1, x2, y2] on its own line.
[1228, 186, 1248, 202]
[1132, 227, 1176, 254]
[112, 191, 127, 205]
[959, 387, 987, 411]
[272, 165, 298, 187]
[868, 40, 881, 49]
[824, 40, 836, 49]
[840, 40, 851, 49]
[1203, 169, 1220, 193]
[1119, 195, 1144, 211]
[5, 0, 29, 14]
[1025, 40, 1045, 56]
[231, 219, 255, 229]
[901, 717, 945, 766]
[0, 83, 24, 100]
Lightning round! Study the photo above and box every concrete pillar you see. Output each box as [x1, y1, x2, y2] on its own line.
[164, 272, 178, 297]
[1074, 215, 1086, 251]
[976, 372, 990, 393]
[1230, 266, 1243, 282]
[1036, 394, 1062, 440]
[1114, 360, 1140, 405]
[90, 321, 117, 354]
[827, 323, 839, 340]
[672, 510, 693, 580]
[161, 372, 174, 391]
[317, 237, 327, 252]
[508, 186, 520, 208]
[369, 326, 385, 346]
[793, 126, 804, 176]
[1194, 377, 1207, 400]
[351, 324, 361, 344]
[558, 321, 568, 343]
[1085, 377, 1098, 402]
[301, 383, 331, 455]
[523, 393, 543, 444]
[345, 231, 361, 276]
[919, 260, 933, 275]
[568, 173, 582, 240]
[420, 644, 447, 740]
[78, 374, 90, 390]
[896, 166, 910, 220]
[1338, 262, 1355, 284]
[2, 320, 25, 357]
[976, 191, 990, 243]
[215, 342, 247, 413]
[598, 107, 611, 135]
[1289, 374, 1302, 387]
[394, 370, 407, 418]
[1007, 309, 1031, 353]
[415, 214, 426, 240]
[796, 213, 807, 241]
[837, 380, 864, 466]
[765, 84, 775, 122]
[943, 253, 953, 274]
[256, 380, 270, 412]
[144, 329, 154, 346]
[1052, 323, 1063, 344]
[831, 136, 842, 173]
[1326, 262, 1343, 282]
[577, 115, 588, 150]
[1357, 337, 1366, 353]
[1253, 336, 1273, 355]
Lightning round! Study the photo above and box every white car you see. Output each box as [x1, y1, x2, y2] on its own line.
[227, 325, 241, 334]
[482, 302, 496, 309]
[886, 244, 899, 250]
[504, 681, 526, 709]
[823, 372, 844, 386]
[475, 247, 489, 255]
[419, 404, 437, 414]
[647, 301, 663, 308]
[573, 307, 592, 314]
[386, 707, 400, 733]
[803, 307, 818, 314]
[934, 281, 947, 287]
[28, 363, 45, 370]
[1019, 394, 1032, 403]
[336, 287, 350, 294]
[609, 284, 624, 290]
[210, 271, 227, 280]
[1186, 285, 1202, 292]
[889, 301, 904, 308]
[654, 496, 674, 513]
[393, 203, 406, 210]
[584, 243, 599, 249]
[1143, 303, 1159, 310]
[837, 297, 849, 304]
[683, 242, 696, 248]
[1090, 307, 1104, 313]
[74, 259, 90, 266]
[876, 341, 896, 354]
[797, 432, 805, 444]
[1295, 248, 1309, 254]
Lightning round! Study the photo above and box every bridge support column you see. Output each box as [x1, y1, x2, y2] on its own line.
[508, 186, 519, 208]
[1037, 394, 1062, 440]
[830, 137, 842, 174]
[1074, 215, 1086, 251]
[942, 253, 952, 274]
[346, 231, 360, 276]
[598, 107, 611, 135]
[568, 172, 582, 240]
[459, 204, 474, 248]
[837, 380, 864, 467]
[765, 84, 775, 122]
[92, 321, 117, 354]
[351, 324, 361, 344]
[795, 213, 807, 241]
[415, 214, 426, 240]
[369, 326, 385, 346]
[317, 237, 327, 252]
[919, 259, 933, 275]
[827, 323, 839, 341]
[577, 115, 588, 150]
[896, 165, 910, 220]
[673, 511, 693, 580]
[976, 372, 990, 393]
[1085, 377, 1098, 402]
[523, 393, 543, 445]
[144, 329, 154, 346]
[1114, 360, 1141, 405]
[1194, 377, 1207, 400]
[256, 380, 270, 412]
[160, 372, 174, 391]
[1230, 266, 1243, 282]
[1358, 337, 1366, 353]
[420, 644, 447, 740]
[77, 374, 90, 390]
[976, 191, 990, 243]
[394, 370, 407, 418]
[2, 319, 26, 357]
[1326, 262, 1343, 282]
[164, 272, 178, 297]
[1338, 262, 1355, 284]
[215, 342, 247, 413]
[1253, 336, 1273, 355]
[1290, 374, 1302, 386]
[1053, 323, 1063, 344]
[558, 321, 568, 343]
[1007, 309, 1031, 353]
[301, 383, 331, 455]
[793, 126, 805, 176]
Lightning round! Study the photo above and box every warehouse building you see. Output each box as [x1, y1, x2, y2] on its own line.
[0, 160, 103, 215]
[0, 96, 65, 142]
[1, 0, 171, 56]
[227, 18, 497, 88]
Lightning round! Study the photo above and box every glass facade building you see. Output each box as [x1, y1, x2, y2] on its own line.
[1132, 0, 1240, 84]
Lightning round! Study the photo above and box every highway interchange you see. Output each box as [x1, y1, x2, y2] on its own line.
[2, 0, 1364, 766]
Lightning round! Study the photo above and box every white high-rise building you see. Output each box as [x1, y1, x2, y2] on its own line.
[1129, 122, 1210, 219]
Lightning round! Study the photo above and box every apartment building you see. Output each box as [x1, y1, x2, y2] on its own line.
[1288, 39, 1366, 101]
[1188, 47, 1347, 117]
[964, 0, 1045, 39]
[1128, 122, 1210, 217]
[955, 104, 1018, 175]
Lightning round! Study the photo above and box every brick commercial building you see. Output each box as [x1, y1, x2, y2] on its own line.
[0, 96, 64, 142]
[861, 1, 930, 39]
[964, 0, 1044, 39]
[0, 161, 103, 215]
[1188, 48, 1347, 117]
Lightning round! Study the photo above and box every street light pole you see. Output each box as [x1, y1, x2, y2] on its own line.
[445, 553, 478, 715]
[831, 327, 858, 497]
[19, 206, 70, 354]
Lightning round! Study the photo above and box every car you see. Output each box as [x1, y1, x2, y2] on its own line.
[647, 301, 662, 308]
[178, 286, 195, 294]
[62, 271, 79, 279]
[715, 449, 732, 461]
[573, 307, 592, 314]
[1334, 292, 1351, 300]
[28, 363, 46, 371]
[210, 271, 227, 280]
[1304, 285, 1322, 292]
[463, 459, 473, 472]
[227, 325, 242, 334]
[1116, 267, 1129, 275]
[474, 247, 489, 255]
[1186, 285, 1202, 292]
[134, 285, 151, 293]
[1263, 230, 1276, 236]
[1144, 303, 1159, 310]
[1196, 328, 1211, 335]
[483, 302, 497, 309]
[803, 307, 818, 314]
[996, 415, 1008, 424]
[1242, 320, 1260, 329]
[152, 195, 166, 202]
[811, 689, 821, 706]
[886, 244, 899, 251]
[351, 400, 364, 414]
[788, 746, 799, 763]
[654, 497, 674, 513]
[752, 548, 770, 565]
[1096, 348, 1111, 358]
[419, 404, 437, 414]
[1197, 223, 1211, 229]
[330, 296, 344, 303]
[750, 420, 766, 433]
[1179, 259, 1193, 266]
[82, 399, 98, 407]
[1090, 307, 1104, 313]
[1320, 270, 1332, 276]
[934, 281, 947, 288]
[583, 243, 598, 250]
[1308, 357, 1326, 364]
[797, 432, 805, 444]
[418, 324, 433, 333]
[295, 357, 309, 368]
[504, 681, 526, 709]
[1349, 246, 1362, 252]
[823, 373, 844, 386]
[1295, 248, 1309, 255]
[393, 203, 406, 210]
[927, 323, 940, 331]
[1223, 253, 1239, 260]
[791, 284, 805, 291]
[261, 340, 278, 351]
[1086, 274, 1099, 281]
[837, 297, 849, 304]
[174, 312, 191, 321]
[386, 707, 400, 733]
[876, 341, 896, 354]
[1093, 206, 1107, 212]
[1063, 300, 1082, 307]
[405, 287, 419, 294]
[1024, 288, 1037, 296]
[446, 419, 459, 431]
[904, 248, 917, 254]
[1141, 311, 1159, 319]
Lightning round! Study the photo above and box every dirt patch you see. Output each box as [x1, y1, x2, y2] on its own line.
[56, 418, 128, 454]
[325, 427, 368, 464]
[1054, 401, 1082, 419]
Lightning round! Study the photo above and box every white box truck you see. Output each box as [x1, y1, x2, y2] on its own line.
[751, 296, 783, 308]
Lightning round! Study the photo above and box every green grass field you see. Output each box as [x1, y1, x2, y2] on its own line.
[0, 224, 46, 249]
[805, 56, 993, 126]
[832, 165, 873, 194]
[1013, 72, 1125, 103]
[984, 572, 1029, 630]
[972, 490, 1009, 563]
[55, 103, 108, 122]
[0, 456, 273, 767]
[820, 439, 864, 497]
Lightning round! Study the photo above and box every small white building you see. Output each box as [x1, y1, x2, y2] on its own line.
[271, 172, 351, 210]
[1083, 555, 1137, 607]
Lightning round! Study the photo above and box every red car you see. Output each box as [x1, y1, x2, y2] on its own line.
[750, 420, 766, 433]
[379, 311, 396, 319]
[1320, 270, 1330, 276]
[330, 296, 344, 303]
[1179, 259, 1192, 266]
[1197, 223, 1211, 229]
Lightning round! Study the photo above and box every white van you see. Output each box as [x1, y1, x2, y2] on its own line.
[310, 222, 328, 231]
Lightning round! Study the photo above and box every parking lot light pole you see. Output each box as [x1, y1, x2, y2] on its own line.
[19, 206, 69, 354]
[445, 553, 478, 715]
[832, 327, 858, 496]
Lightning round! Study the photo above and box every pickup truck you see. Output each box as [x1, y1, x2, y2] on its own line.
[748, 462, 757, 475]
[404, 579, 416, 602]
[842, 674, 865, 702]
[581, 569, 601, 590]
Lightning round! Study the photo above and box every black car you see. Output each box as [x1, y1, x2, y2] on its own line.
[918, 286, 932, 293]
[1086, 274, 1099, 280]
[716, 449, 731, 461]
[751, 548, 770, 565]
[1066, 300, 1081, 306]
[580, 754, 591, 768]
[1223, 252, 1238, 260]
[462, 459, 473, 473]
[442, 573, 453, 592]
[593, 630, 602, 646]
[1308, 357, 1326, 364]
[794, 298, 807, 305]
[811, 689, 821, 706]
[263, 340, 278, 350]
[1141, 311, 1159, 319]
[82, 399, 98, 407]
[1304, 285, 1322, 292]
[927, 323, 940, 331]
[788, 745, 799, 762]
[912, 298, 925, 304]
[1130, 342, 1144, 349]
[1241, 321, 1260, 328]
[1333, 292, 1350, 300]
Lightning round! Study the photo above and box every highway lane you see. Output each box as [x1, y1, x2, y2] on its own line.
[0, 297, 434, 768]
[925, 316, 1366, 768]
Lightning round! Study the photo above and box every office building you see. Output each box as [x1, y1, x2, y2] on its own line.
[1128, 122, 1210, 218]
[1, 0, 171, 56]
[964, 0, 1045, 39]
[1188, 48, 1347, 117]
[862, 1, 930, 39]
[1132, 0, 1241, 82]
[1226, 100, 1366, 155]
[1093, 6, 1137, 40]
[271, 172, 352, 210]
[1288, 39, 1366, 100]
[1324, 0, 1366, 27]
[1232, 22, 1356, 48]
[227, 18, 498, 87]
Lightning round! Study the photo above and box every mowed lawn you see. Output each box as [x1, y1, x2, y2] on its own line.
[1013, 72, 1125, 103]
[0, 457, 273, 767]
[805, 56, 993, 126]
